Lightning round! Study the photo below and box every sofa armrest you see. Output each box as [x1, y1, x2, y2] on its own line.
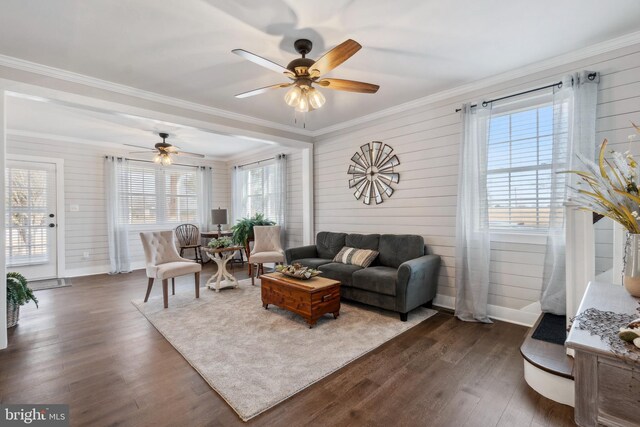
[284, 245, 318, 264]
[396, 255, 441, 313]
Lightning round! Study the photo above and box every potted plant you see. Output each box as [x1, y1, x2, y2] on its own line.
[6, 272, 38, 328]
[208, 236, 234, 249]
[231, 213, 276, 246]
[566, 123, 640, 296]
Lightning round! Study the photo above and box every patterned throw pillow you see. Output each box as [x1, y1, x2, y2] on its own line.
[333, 246, 379, 268]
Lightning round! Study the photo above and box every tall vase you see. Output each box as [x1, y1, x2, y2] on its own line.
[623, 233, 640, 297]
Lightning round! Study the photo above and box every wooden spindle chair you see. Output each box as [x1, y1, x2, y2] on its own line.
[175, 224, 203, 264]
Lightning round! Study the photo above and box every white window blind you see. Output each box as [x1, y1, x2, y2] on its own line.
[487, 101, 559, 231]
[118, 162, 198, 225]
[238, 162, 278, 220]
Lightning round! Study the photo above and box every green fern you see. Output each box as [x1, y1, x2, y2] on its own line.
[231, 213, 276, 245]
[7, 272, 38, 308]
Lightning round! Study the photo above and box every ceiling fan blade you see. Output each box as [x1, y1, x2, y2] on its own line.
[175, 151, 205, 158]
[309, 39, 361, 77]
[128, 151, 156, 154]
[316, 78, 379, 93]
[232, 49, 295, 78]
[124, 143, 152, 150]
[235, 83, 293, 99]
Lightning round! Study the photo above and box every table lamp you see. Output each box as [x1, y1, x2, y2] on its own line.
[211, 208, 228, 237]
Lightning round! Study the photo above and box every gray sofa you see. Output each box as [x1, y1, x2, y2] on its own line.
[285, 232, 441, 321]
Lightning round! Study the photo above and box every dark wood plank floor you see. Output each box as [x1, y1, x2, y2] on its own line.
[0, 265, 576, 426]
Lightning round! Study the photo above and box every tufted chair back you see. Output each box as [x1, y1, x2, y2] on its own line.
[251, 226, 283, 255]
[140, 230, 184, 267]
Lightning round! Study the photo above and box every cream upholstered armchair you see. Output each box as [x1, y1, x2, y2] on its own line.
[140, 230, 202, 308]
[249, 225, 285, 285]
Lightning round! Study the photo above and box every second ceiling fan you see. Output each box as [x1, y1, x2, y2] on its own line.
[232, 38, 379, 112]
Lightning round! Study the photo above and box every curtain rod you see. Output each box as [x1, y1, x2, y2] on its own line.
[104, 156, 211, 169]
[235, 153, 286, 169]
[454, 72, 597, 113]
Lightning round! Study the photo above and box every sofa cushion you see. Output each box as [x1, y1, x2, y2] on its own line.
[345, 234, 380, 250]
[352, 266, 397, 296]
[378, 234, 425, 268]
[316, 232, 347, 260]
[291, 258, 332, 269]
[318, 262, 362, 286]
[333, 247, 378, 268]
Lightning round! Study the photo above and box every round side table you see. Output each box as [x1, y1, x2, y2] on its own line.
[203, 246, 244, 292]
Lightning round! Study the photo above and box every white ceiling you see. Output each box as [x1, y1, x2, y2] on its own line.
[6, 95, 273, 159]
[1, 0, 639, 131]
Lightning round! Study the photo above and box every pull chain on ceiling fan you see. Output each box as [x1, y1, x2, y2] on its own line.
[232, 38, 379, 113]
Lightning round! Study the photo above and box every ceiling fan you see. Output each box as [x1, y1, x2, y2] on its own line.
[127, 132, 204, 166]
[232, 38, 379, 112]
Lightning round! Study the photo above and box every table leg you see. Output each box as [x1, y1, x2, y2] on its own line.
[205, 256, 224, 291]
[220, 252, 239, 288]
[205, 250, 240, 292]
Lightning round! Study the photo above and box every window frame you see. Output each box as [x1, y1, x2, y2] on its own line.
[485, 93, 558, 236]
[118, 162, 200, 228]
[237, 160, 278, 221]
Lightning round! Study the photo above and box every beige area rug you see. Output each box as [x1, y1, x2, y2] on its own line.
[132, 278, 436, 421]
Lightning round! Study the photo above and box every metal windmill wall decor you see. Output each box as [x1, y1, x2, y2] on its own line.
[347, 141, 400, 205]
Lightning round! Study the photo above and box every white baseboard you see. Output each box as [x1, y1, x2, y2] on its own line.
[64, 261, 145, 278]
[433, 294, 539, 327]
[62, 269, 538, 327]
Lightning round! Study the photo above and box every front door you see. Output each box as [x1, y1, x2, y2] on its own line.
[5, 159, 58, 280]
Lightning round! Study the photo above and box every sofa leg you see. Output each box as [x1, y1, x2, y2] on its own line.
[422, 300, 433, 309]
[399, 312, 408, 322]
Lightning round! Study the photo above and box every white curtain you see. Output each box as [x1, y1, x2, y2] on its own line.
[540, 71, 600, 314]
[197, 166, 214, 232]
[231, 166, 246, 226]
[273, 154, 287, 234]
[455, 103, 493, 323]
[105, 157, 131, 274]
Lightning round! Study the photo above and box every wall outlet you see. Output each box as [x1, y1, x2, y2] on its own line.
[82, 251, 90, 260]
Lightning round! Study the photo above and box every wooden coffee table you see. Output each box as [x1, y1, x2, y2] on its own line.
[260, 273, 341, 328]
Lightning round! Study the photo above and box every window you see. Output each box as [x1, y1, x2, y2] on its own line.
[5, 165, 51, 266]
[118, 162, 199, 226]
[238, 162, 279, 220]
[487, 101, 558, 231]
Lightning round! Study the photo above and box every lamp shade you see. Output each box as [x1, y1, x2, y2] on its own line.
[211, 208, 228, 225]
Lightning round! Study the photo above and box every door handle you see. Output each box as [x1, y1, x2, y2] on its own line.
[48, 223, 56, 228]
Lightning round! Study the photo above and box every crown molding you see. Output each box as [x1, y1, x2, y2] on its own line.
[6, 129, 230, 162]
[2, 29, 640, 140]
[311, 30, 640, 137]
[0, 54, 314, 138]
[224, 143, 297, 165]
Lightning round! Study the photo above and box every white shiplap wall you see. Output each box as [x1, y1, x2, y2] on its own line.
[313, 42, 640, 323]
[226, 147, 304, 250]
[6, 135, 229, 276]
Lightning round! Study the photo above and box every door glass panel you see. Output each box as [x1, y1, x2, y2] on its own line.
[5, 166, 50, 266]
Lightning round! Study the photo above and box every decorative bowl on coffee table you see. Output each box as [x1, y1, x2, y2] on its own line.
[276, 263, 321, 280]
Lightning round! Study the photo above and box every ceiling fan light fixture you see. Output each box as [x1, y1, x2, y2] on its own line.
[295, 91, 310, 112]
[284, 85, 303, 107]
[154, 152, 172, 166]
[308, 87, 326, 109]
